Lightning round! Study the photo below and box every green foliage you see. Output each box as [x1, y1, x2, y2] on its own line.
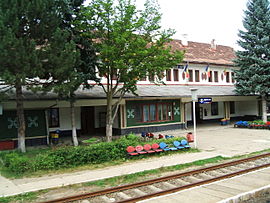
[0, 192, 37, 203]
[0, 0, 82, 152]
[2, 153, 33, 174]
[82, 137, 99, 144]
[234, 0, 270, 97]
[79, 0, 184, 140]
[0, 135, 185, 175]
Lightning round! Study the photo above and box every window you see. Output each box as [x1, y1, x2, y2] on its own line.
[231, 72, 235, 83]
[173, 69, 179, 81]
[195, 70, 200, 82]
[137, 103, 173, 123]
[166, 69, 171, 81]
[208, 71, 213, 82]
[214, 71, 219, 82]
[230, 101, 235, 114]
[226, 72, 230, 83]
[48, 108, 59, 128]
[211, 102, 219, 115]
[188, 69, 193, 82]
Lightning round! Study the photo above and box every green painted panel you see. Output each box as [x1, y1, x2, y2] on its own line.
[126, 100, 181, 127]
[0, 110, 47, 140]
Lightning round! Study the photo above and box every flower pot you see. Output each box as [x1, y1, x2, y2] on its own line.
[186, 132, 194, 142]
[0, 140, 15, 150]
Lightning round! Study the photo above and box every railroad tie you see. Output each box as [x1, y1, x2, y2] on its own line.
[100, 196, 116, 203]
[197, 173, 213, 180]
[147, 185, 163, 192]
[133, 188, 147, 196]
[184, 176, 203, 183]
[80, 200, 90, 203]
[173, 178, 190, 185]
[161, 182, 176, 189]
[206, 170, 224, 177]
[117, 192, 132, 199]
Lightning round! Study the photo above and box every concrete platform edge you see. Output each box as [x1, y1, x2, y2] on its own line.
[218, 184, 270, 203]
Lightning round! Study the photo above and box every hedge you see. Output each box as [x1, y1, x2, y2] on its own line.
[0, 134, 185, 175]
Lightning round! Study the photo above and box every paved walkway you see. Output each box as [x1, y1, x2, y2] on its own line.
[1, 124, 270, 197]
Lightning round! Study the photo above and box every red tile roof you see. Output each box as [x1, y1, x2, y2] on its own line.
[169, 39, 235, 66]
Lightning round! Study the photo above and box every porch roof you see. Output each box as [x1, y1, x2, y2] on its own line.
[2, 84, 237, 101]
[124, 85, 236, 98]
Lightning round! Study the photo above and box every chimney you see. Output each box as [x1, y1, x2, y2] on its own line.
[181, 34, 188, 46]
[211, 39, 216, 50]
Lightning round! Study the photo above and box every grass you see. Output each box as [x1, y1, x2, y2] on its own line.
[0, 192, 38, 203]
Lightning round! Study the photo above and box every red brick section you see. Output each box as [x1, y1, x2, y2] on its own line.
[168, 39, 236, 66]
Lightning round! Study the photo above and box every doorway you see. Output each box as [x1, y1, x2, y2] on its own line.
[81, 107, 95, 135]
[192, 102, 203, 124]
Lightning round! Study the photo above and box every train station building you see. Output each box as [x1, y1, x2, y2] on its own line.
[0, 39, 269, 148]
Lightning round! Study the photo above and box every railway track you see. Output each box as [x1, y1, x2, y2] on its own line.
[43, 153, 270, 203]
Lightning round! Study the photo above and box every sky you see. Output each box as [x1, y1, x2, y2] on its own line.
[85, 0, 249, 50]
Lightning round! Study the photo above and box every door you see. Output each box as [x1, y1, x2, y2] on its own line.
[192, 102, 203, 124]
[81, 107, 95, 135]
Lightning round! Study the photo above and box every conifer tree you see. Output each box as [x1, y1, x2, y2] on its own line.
[47, 0, 98, 146]
[0, 0, 79, 152]
[234, 0, 270, 122]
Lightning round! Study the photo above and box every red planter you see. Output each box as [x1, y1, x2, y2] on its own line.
[0, 140, 15, 150]
[186, 132, 194, 142]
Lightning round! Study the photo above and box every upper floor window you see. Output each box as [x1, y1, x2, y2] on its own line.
[188, 70, 193, 82]
[226, 72, 230, 83]
[48, 108, 60, 128]
[214, 71, 219, 82]
[195, 70, 200, 82]
[173, 69, 179, 81]
[166, 69, 171, 81]
[208, 71, 213, 82]
[231, 72, 235, 83]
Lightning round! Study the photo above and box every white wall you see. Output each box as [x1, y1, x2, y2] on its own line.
[186, 103, 192, 121]
[200, 102, 224, 120]
[236, 101, 258, 116]
[49, 107, 81, 131]
[185, 100, 259, 122]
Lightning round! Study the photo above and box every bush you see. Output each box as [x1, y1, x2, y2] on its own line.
[2, 153, 32, 174]
[0, 135, 184, 175]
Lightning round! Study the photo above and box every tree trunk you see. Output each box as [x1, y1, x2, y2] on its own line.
[15, 82, 26, 153]
[261, 96, 267, 122]
[106, 93, 113, 142]
[70, 100, 78, 146]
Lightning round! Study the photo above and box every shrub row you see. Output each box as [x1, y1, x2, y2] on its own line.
[1, 134, 185, 175]
[234, 120, 270, 130]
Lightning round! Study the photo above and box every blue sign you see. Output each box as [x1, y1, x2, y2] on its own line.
[199, 98, 212, 104]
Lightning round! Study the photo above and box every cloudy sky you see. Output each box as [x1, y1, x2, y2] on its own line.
[85, 0, 249, 50]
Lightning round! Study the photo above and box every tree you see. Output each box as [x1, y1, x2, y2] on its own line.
[234, 0, 270, 122]
[0, 0, 79, 152]
[81, 0, 184, 141]
[46, 1, 98, 146]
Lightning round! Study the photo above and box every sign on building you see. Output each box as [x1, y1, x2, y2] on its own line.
[198, 98, 212, 104]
